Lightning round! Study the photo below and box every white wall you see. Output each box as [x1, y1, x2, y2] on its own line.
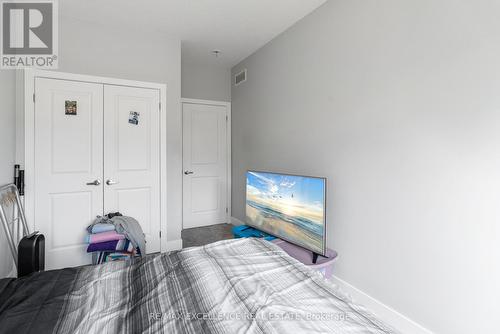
[231, 1, 499, 333]
[0, 15, 183, 277]
[182, 61, 231, 102]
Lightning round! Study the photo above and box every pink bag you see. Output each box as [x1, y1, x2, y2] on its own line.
[85, 231, 125, 244]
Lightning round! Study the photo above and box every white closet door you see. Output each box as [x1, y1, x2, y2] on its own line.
[34, 78, 103, 270]
[182, 102, 228, 229]
[103, 85, 161, 253]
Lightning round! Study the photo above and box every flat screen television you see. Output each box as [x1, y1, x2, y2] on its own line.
[245, 170, 327, 258]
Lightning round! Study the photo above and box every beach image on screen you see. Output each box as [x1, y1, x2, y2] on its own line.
[246, 171, 325, 254]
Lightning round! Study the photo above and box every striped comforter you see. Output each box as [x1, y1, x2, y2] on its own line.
[0, 238, 396, 334]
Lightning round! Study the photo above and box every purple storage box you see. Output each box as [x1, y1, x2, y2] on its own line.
[272, 239, 338, 279]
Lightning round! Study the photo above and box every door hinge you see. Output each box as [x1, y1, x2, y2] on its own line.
[159, 231, 162, 238]
[226, 207, 228, 213]
[33, 93, 35, 103]
[159, 102, 161, 110]
[226, 115, 228, 121]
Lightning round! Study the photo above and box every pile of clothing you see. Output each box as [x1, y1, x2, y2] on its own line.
[85, 212, 146, 264]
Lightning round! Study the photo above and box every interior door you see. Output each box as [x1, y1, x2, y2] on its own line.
[182, 102, 228, 229]
[103, 85, 161, 253]
[34, 78, 103, 269]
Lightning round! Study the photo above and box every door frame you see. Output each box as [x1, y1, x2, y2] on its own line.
[181, 98, 232, 228]
[21, 69, 169, 252]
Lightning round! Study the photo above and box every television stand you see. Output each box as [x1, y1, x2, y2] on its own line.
[232, 225, 338, 278]
[271, 239, 338, 278]
[312, 252, 319, 264]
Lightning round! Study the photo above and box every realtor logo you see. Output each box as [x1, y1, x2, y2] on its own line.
[1, 0, 58, 68]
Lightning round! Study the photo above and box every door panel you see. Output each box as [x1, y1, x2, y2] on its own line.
[50, 192, 92, 249]
[183, 103, 228, 229]
[191, 111, 219, 164]
[191, 177, 219, 212]
[116, 97, 151, 171]
[104, 86, 161, 253]
[34, 78, 103, 270]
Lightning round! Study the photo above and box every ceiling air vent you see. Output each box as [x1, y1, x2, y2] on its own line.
[235, 69, 247, 86]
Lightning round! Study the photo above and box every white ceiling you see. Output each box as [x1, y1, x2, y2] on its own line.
[60, 0, 327, 68]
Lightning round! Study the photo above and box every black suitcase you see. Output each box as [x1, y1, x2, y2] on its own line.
[18, 232, 45, 277]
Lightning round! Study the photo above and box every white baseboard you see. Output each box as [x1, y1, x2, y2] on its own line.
[165, 239, 183, 251]
[230, 216, 245, 226]
[330, 275, 433, 334]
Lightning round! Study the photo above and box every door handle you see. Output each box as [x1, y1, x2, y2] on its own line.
[184, 171, 194, 175]
[106, 180, 119, 186]
[86, 179, 101, 186]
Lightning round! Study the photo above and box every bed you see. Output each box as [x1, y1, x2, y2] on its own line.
[0, 238, 396, 334]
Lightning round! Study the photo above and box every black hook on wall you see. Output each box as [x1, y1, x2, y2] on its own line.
[14, 165, 25, 196]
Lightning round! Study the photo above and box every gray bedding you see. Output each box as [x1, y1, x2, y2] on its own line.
[0, 238, 396, 333]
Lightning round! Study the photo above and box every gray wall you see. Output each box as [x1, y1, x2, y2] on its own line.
[182, 61, 231, 102]
[0, 16, 183, 277]
[0, 72, 16, 277]
[231, 1, 499, 333]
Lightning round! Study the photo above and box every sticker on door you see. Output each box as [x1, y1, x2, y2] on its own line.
[65, 101, 77, 115]
[128, 111, 140, 125]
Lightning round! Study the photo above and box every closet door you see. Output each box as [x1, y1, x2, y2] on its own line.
[103, 85, 161, 253]
[34, 78, 103, 269]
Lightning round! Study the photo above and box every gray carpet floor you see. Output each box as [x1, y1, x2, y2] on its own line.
[182, 223, 234, 248]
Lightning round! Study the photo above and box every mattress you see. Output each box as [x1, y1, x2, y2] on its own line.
[0, 238, 397, 334]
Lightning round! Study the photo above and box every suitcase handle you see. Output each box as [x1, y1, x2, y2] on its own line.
[25, 231, 39, 239]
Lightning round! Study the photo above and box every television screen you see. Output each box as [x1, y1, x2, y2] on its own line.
[246, 170, 326, 256]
